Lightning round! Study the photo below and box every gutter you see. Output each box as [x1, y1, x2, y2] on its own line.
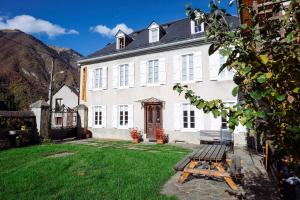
[78, 36, 209, 65]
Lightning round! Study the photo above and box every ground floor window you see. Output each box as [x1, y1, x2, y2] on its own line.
[221, 117, 228, 129]
[94, 106, 102, 126]
[182, 104, 195, 129]
[119, 105, 128, 127]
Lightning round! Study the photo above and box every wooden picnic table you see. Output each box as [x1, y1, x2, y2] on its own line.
[174, 144, 240, 191]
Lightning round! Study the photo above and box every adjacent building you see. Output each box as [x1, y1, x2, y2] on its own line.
[78, 16, 245, 144]
[48, 85, 79, 128]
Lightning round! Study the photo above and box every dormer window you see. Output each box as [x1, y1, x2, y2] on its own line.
[115, 30, 132, 50]
[150, 29, 159, 43]
[148, 21, 162, 43]
[191, 13, 204, 34]
[118, 37, 125, 49]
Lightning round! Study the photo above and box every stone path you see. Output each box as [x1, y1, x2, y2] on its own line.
[161, 147, 281, 200]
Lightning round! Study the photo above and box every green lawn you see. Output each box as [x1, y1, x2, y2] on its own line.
[0, 141, 190, 200]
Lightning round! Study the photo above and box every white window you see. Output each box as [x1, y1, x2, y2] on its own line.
[118, 37, 125, 49]
[218, 55, 234, 80]
[118, 105, 128, 127]
[194, 19, 203, 33]
[147, 60, 159, 84]
[182, 104, 195, 129]
[181, 54, 194, 81]
[94, 68, 102, 88]
[94, 106, 102, 126]
[119, 64, 129, 87]
[150, 28, 159, 43]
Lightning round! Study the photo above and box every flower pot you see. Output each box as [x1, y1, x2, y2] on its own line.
[132, 138, 139, 144]
[157, 139, 164, 144]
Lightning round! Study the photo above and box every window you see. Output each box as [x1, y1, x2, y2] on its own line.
[219, 54, 234, 80]
[55, 117, 62, 126]
[94, 106, 102, 126]
[194, 19, 203, 33]
[147, 60, 159, 84]
[73, 115, 77, 124]
[150, 28, 159, 42]
[119, 64, 129, 87]
[181, 54, 194, 81]
[94, 68, 102, 88]
[55, 98, 63, 110]
[182, 104, 195, 129]
[119, 105, 128, 127]
[118, 37, 125, 49]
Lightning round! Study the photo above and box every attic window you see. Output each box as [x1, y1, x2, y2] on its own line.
[191, 14, 204, 34]
[150, 28, 159, 43]
[118, 37, 125, 49]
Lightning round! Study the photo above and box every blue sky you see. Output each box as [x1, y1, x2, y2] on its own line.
[0, 0, 237, 56]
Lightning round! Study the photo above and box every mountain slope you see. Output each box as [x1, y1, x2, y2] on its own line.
[0, 29, 83, 110]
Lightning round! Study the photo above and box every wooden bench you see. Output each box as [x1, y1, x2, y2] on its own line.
[174, 144, 241, 191]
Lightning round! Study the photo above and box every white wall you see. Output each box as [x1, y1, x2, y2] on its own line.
[80, 44, 238, 144]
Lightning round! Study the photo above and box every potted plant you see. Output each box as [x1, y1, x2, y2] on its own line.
[156, 128, 166, 144]
[129, 128, 141, 144]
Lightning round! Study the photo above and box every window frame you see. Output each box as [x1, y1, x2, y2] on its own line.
[118, 105, 129, 129]
[181, 103, 196, 131]
[93, 105, 103, 128]
[93, 67, 103, 89]
[55, 116, 63, 126]
[149, 28, 159, 43]
[147, 59, 159, 85]
[119, 64, 129, 88]
[218, 55, 234, 81]
[181, 54, 194, 82]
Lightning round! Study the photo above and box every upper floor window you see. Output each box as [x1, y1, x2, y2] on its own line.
[118, 37, 125, 49]
[194, 19, 203, 33]
[119, 64, 129, 87]
[94, 68, 102, 89]
[218, 54, 234, 80]
[182, 104, 195, 129]
[55, 98, 62, 109]
[181, 54, 194, 81]
[119, 105, 128, 127]
[147, 60, 159, 84]
[191, 13, 204, 34]
[150, 28, 159, 43]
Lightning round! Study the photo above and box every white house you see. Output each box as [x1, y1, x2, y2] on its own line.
[48, 85, 79, 128]
[78, 17, 246, 144]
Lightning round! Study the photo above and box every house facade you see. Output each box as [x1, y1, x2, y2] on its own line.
[78, 17, 246, 144]
[48, 85, 79, 128]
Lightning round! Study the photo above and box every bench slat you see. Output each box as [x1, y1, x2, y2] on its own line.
[174, 150, 197, 171]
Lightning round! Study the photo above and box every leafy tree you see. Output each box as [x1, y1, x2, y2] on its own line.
[174, 0, 300, 164]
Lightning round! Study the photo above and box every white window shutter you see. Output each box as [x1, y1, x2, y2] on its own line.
[174, 103, 181, 130]
[173, 55, 181, 83]
[87, 68, 94, 90]
[193, 52, 203, 82]
[140, 61, 147, 86]
[158, 58, 166, 85]
[210, 114, 222, 130]
[112, 65, 118, 89]
[102, 105, 106, 127]
[128, 104, 134, 128]
[129, 62, 135, 88]
[102, 66, 108, 89]
[112, 105, 118, 128]
[88, 106, 93, 128]
[209, 51, 220, 81]
[195, 108, 204, 131]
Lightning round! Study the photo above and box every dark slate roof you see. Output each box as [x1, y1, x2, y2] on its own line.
[88, 16, 239, 59]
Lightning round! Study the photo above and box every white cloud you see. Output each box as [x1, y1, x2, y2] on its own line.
[0, 15, 79, 38]
[90, 23, 133, 37]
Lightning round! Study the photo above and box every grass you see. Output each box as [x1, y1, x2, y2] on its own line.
[0, 141, 190, 200]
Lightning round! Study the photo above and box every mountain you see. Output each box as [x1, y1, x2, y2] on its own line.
[0, 29, 84, 110]
[49, 46, 83, 69]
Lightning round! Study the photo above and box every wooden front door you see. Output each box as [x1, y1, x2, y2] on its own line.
[145, 103, 162, 139]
